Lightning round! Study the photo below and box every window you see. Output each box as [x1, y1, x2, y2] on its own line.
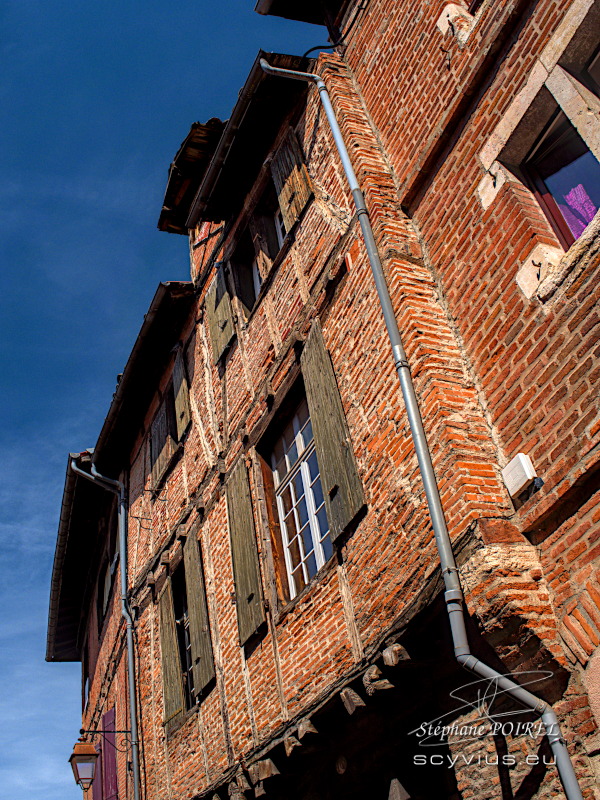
[230, 230, 264, 318]
[587, 47, 600, 93]
[479, 1, 600, 252]
[149, 350, 191, 486]
[253, 319, 365, 607]
[271, 398, 332, 599]
[229, 179, 290, 319]
[523, 111, 600, 247]
[467, 0, 484, 13]
[171, 563, 195, 710]
[158, 533, 214, 731]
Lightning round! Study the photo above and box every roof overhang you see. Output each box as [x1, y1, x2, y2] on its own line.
[47, 282, 195, 661]
[94, 281, 195, 475]
[46, 451, 111, 662]
[254, 0, 346, 26]
[186, 50, 312, 227]
[158, 119, 225, 234]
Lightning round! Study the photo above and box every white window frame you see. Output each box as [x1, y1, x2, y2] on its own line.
[271, 401, 331, 599]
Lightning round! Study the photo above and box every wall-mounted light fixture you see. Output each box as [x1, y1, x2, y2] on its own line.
[69, 729, 132, 791]
[69, 739, 99, 791]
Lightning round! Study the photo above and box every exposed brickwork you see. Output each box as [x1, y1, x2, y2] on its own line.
[60, 2, 600, 800]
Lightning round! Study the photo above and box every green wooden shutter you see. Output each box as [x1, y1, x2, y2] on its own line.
[226, 460, 265, 644]
[206, 263, 234, 363]
[183, 533, 215, 695]
[301, 319, 365, 541]
[248, 212, 279, 263]
[172, 350, 191, 441]
[270, 129, 312, 233]
[150, 402, 175, 488]
[158, 580, 185, 728]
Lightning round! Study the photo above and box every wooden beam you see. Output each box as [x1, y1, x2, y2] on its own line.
[363, 664, 394, 695]
[382, 643, 410, 666]
[339, 687, 366, 714]
[283, 734, 301, 756]
[248, 759, 279, 784]
[389, 778, 411, 800]
[297, 717, 318, 739]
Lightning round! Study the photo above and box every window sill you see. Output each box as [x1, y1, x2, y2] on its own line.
[273, 554, 337, 624]
[536, 212, 600, 303]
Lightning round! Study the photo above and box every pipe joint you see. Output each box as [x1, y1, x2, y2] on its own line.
[457, 654, 479, 671]
[445, 588, 463, 603]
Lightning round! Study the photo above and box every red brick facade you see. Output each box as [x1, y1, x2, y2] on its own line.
[48, 2, 600, 799]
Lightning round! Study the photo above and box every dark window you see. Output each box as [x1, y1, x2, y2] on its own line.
[467, 0, 484, 13]
[158, 534, 215, 730]
[587, 47, 600, 92]
[524, 111, 600, 247]
[230, 230, 263, 318]
[149, 350, 191, 487]
[171, 564, 195, 710]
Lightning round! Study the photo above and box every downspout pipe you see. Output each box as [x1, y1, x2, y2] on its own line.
[70, 459, 142, 800]
[259, 58, 583, 800]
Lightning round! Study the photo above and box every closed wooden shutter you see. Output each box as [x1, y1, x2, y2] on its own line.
[150, 401, 175, 488]
[172, 350, 191, 441]
[248, 212, 279, 264]
[206, 263, 234, 363]
[183, 533, 215, 695]
[270, 129, 312, 233]
[102, 708, 118, 800]
[92, 743, 103, 800]
[226, 460, 265, 644]
[158, 581, 185, 728]
[301, 319, 365, 541]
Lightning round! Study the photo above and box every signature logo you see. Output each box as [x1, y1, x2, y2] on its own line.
[409, 670, 554, 747]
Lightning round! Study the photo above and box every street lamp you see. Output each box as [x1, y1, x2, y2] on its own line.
[69, 739, 98, 791]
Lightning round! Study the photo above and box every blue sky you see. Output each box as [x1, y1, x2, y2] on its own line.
[0, 3, 321, 797]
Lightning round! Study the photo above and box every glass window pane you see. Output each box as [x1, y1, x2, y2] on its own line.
[300, 522, 314, 558]
[321, 534, 333, 563]
[287, 533, 302, 571]
[306, 450, 319, 482]
[291, 565, 306, 595]
[296, 495, 309, 528]
[286, 439, 299, 468]
[546, 152, 600, 239]
[272, 398, 331, 599]
[305, 551, 318, 579]
[316, 505, 330, 539]
[528, 113, 600, 241]
[280, 485, 294, 516]
[311, 476, 324, 510]
[292, 470, 305, 503]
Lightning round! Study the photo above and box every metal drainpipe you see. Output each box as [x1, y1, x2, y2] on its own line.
[70, 460, 142, 800]
[259, 58, 583, 800]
